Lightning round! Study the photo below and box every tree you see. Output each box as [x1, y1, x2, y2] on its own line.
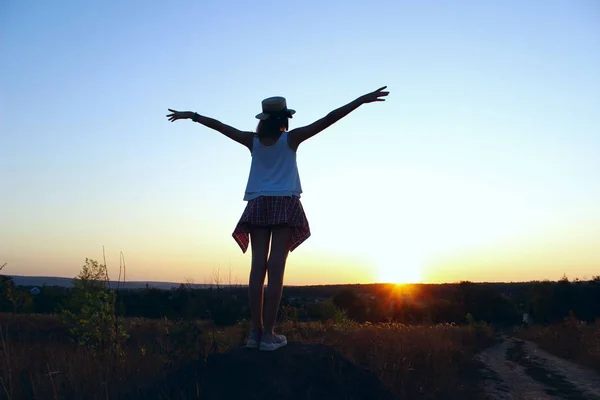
[308, 300, 348, 323]
[0, 263, 13, 311]
[332, 288, 367, 321]
[61, 258, 126, 354]
[0, 263, 34, 313]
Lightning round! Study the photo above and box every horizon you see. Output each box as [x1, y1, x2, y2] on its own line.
[7, 271, 595, 287]
[2, 1, 599, 285]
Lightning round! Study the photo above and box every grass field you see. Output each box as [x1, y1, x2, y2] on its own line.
[0, 313, 495, 399]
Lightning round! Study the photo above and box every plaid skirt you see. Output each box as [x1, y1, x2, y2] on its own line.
[232, 195, 311, 253]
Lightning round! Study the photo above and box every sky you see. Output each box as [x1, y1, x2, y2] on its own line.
[1, 0, 599, 285]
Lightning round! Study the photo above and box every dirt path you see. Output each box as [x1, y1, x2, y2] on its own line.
[476, 336, 600, 400]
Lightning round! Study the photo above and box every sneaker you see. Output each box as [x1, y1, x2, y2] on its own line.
[246, 331, 261, 349]
[259, 332, 287, 351]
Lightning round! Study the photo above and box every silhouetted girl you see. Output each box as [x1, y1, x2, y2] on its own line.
[166, 86, 389, 351]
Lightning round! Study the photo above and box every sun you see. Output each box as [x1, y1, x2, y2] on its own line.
[376, 258, 423, 284]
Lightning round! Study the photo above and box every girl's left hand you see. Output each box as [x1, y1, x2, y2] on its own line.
[360, 86, 389, 103]
[166, 109, 194, 122]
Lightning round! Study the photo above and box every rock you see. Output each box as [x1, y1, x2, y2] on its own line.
[200, 341, 397, 400]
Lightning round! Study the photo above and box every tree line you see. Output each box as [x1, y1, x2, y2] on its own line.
[2, 261, 599, 327]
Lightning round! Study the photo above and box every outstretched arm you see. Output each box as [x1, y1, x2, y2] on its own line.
[288, 86, 389, 150]
[166, 109, 253, 149]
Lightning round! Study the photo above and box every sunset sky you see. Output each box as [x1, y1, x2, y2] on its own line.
[2, 0, 599, 285]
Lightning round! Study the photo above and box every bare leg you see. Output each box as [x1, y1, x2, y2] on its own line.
[263, 225, 292, 334]
[249, 227, 270, 333]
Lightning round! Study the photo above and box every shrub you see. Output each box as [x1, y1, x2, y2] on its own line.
[308, 299, 349, 324]
[60, 258, 127, 354]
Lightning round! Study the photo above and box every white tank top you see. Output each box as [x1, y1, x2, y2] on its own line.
[243, 132, 303, 201]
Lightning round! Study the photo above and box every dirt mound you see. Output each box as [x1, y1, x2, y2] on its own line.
[200, 342, 396, 400]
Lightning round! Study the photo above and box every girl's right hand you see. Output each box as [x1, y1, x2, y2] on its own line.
[360, 86, 389, 103]
[166, 109, 194, 122]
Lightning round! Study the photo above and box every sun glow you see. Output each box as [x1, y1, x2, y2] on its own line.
[376, 258, 423, 284]
[312, 166, 554, 285]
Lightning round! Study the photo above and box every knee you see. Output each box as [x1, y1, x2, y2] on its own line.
[267, 261, 285, 280]
[251, 258, 268, 275]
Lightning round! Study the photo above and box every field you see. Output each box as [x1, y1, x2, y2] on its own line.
[2, 268, 599, 399]
[0, 313, 494, 400]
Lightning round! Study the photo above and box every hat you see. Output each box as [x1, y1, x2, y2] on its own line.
[255, 96, 296, 120]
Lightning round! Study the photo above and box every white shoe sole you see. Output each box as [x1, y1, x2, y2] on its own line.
[259, 339, 288, 352]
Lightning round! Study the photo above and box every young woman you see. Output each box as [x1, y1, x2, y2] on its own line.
[166, 86, 389, 351]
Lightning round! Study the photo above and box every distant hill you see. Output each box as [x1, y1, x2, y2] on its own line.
[9, 275, 212, 290]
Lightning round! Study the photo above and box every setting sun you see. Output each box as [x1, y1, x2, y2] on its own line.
[376, 258, 423, 284]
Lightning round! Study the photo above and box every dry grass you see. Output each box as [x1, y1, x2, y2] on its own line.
[517, 316, 600, 373]
[278, 320, 494, 398]
[0, 313, 494, 399]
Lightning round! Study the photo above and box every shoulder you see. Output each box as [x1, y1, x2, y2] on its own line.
[244, 132, 257, 152]
[286, 130, 300, 152]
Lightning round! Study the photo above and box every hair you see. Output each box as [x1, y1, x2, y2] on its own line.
[256, 116, 289, 138]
